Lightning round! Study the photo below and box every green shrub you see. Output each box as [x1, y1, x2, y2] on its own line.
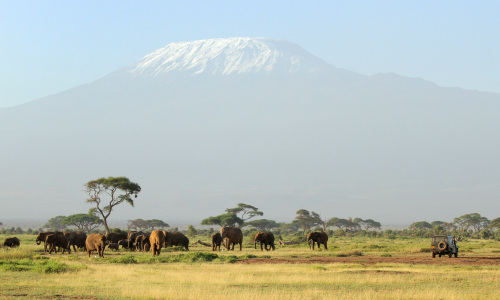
[0, 258, 73, 273]
[336, 251, 363, 257]
[109, 255, 137, 264]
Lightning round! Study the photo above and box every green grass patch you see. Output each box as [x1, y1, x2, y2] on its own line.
[0, 257, 80, 273]
[336, 251, 363, 257]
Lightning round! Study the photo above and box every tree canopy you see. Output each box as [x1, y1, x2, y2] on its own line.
[409, 221, 433, 231]
[225, 203, 263, 223]
[295, 209, 323, 233]
[454, 213, 490, 233]
[243, 219, 279, 231]
[62, 213, 103, 233]
[43, 215, 67, 231]
[201, 203, 262, 228]
[127, 219, 169, 231]
[85, 176, 141, 235]
[201, 213, 243, 227]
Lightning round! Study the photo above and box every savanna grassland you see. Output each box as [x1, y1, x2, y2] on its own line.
[1, 234, 499, 299]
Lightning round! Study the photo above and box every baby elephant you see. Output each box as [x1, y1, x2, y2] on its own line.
[108, 243, 119, 251]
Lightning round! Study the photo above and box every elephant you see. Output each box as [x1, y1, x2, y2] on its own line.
[86, 233, 106, 257]
[135, 234, 150, 252]
[127, 231, 144, 250]
[220, 226, 243, 251]
[3, 237, 20, 248]
[73, 232, 87, 251]
[164, 232, 189, 250]
[254, 232, 275, 251]
[149, 230, 165, 256]
[307, 231, 328, 250]
[106, 232, 128, 244]
[118, 239, 130, 249]
[36, 231, 63, 253]
[45, 234, 71, 254]
[211, 232, 222, 252]
[62, 232, 82, 252]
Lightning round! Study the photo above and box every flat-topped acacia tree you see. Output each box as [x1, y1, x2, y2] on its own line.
[85, 176, 141, 235]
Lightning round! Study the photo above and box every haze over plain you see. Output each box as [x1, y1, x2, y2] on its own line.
[1, 2, 499, 226]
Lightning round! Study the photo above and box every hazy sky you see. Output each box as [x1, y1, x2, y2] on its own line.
[1, 1, 499, 108]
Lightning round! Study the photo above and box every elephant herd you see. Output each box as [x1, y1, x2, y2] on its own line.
[209, 228, 328, 252]
[30, 230, 191, 257]
[3, 228, 329, 257]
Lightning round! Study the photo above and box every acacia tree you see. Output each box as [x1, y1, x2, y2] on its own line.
[243, 219, 279, 231]
[62, 213, 103, 233]
[201, 213, 243, 227]
[127, 219, 169, 231]
[85, 176, 141, 235]
[489, 218, 500, 231]
[225, 203, 264, 224]
[295, 209, 323, 234]
[409, 221, 433, 231]
[43, 215, 67, 231]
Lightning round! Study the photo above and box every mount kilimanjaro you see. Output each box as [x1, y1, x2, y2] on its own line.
[1, 37, 499, 224]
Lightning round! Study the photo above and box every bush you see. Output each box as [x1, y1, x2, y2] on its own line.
[336, 251, 363, 257]
[109, 255, 137, 264]
[0, 257, 73, 274]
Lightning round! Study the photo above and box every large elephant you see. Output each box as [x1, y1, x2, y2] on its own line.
[106, 232, 128, 244]
[149, 230, 165, 256]
[254, 232, 275, 251]
[73, 232, 87, 251]
[164, 232, 189, 250]
[62, 232, 83, 252]
[36, 231, 63, 253]
[220, 227, 243, 251]
[307, 231, 328, 250]
[46, 234, 71, 254]
[211, 232, 222, 252]
[86, 233, 106, 257]
[3, 237, 20, 248]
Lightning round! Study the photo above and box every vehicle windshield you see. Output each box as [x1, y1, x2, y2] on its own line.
[432, 236, 447, 243]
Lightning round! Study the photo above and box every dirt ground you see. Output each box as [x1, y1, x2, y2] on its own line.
[237, 255, 500, 266]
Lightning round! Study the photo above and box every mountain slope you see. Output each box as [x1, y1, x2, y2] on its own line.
[1, 38, 499, 224]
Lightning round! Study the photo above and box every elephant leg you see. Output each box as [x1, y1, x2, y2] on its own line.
[260, 242, 263, 251]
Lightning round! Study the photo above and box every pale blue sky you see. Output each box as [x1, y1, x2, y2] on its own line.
[1, 1, 499, 107]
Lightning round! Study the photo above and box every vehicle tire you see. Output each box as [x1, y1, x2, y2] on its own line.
[432, 252, 436, 258]
[454, 253, 458, 258]
[438, 254, 441, 257]
[438, 241, 447, 251]
[448, 252, 452, 258]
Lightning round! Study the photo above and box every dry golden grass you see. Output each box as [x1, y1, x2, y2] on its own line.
[2, 261, 498, 299]
[1, 234, 499, 299]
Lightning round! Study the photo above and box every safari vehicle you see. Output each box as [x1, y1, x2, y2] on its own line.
[431, 235, 458, 258]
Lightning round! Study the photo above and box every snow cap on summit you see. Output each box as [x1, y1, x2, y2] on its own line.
[126, 37, 328, 76]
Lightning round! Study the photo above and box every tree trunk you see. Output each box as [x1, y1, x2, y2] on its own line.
[103, 217, 110, 235]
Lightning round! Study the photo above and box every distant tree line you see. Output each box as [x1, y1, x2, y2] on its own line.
[407, 213, 500, 240]
[5, 201, 500, 242]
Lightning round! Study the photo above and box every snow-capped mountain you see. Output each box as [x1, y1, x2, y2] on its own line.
[1, 37, 500, 225]
[126, 37, 329, 76]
